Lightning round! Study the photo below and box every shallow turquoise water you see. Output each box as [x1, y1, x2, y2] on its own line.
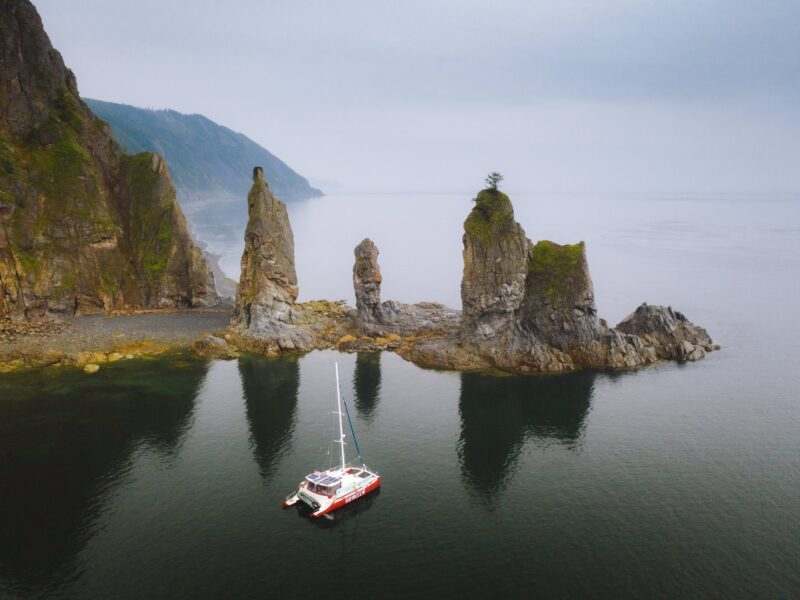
[1, 193, 799, 598]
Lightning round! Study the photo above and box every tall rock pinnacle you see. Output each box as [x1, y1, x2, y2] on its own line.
[353, 238, 382, 324]
[233, 167, 315, 351]
[234, 167, 298, 330]
[461, 189, 529, 340]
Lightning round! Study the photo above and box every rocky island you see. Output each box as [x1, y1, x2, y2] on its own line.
[224, 169, 717, 375]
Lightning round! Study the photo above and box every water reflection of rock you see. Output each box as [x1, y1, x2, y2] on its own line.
[353, 352, 381, 420]
[239, 355, 300, 480]
[457, 371, 595, 501]
[0, 358, 208, 595]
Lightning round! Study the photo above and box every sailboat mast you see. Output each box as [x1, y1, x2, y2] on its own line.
[335, 362, 346, 470]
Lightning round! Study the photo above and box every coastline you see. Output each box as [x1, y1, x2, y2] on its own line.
[0, 308, 232, 373]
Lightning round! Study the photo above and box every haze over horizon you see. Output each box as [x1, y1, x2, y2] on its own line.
[35, 1, 800, 196]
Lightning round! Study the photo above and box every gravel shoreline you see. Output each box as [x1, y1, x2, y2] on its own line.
[1, 308, 232, 365]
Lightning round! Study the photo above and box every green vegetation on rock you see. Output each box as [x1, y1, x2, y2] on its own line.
[0, 0, 216, 319]
[464, 189, 515, 244]
[122, 153, 175, 283]
[0, 137, 16, 176]
[527, 240, 586, 304]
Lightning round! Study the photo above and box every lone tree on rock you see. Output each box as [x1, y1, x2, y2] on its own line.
[485, 172, 503, 191]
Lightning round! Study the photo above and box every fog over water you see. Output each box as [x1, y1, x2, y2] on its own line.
[34, 1, 800, 195]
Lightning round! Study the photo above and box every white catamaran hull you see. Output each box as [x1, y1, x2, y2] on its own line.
[283, 363, 381, 519]
[283, 471, 381, 517]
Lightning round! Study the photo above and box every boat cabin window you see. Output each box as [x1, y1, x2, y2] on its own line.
[305, 473, 341, 496]
[308, 482, 339, 496]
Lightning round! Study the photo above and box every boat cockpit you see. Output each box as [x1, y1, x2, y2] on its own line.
[304, 472, 341, 497]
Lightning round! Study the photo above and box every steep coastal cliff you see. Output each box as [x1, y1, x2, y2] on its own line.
[229, 171, 717, 375]
[0, 0, 216, 320]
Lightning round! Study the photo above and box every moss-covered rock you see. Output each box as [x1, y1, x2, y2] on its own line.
[0, 0, 216, 320]
[463, 189, 515, 245]
[461, 189, 529, 339]
[526, 240, 588, 306]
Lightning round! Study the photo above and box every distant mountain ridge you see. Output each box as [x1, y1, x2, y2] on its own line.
[85, 98, 322, 203]
[85, 99, 321, 279]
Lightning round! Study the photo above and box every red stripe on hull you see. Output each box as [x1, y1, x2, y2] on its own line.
[314, 477, 381, 518]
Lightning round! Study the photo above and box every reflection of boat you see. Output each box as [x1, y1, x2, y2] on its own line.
[297, 488, 381, 528]
[283, 363, 381, 518]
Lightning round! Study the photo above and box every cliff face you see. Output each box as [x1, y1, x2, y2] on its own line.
[0, 0, 215, 320]
[84, 98, 323, 264]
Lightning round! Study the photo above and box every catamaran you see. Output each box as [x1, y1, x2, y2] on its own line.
[283, 363, 381, 518]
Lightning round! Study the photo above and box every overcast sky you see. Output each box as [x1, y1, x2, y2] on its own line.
[35, 0, 800, 194]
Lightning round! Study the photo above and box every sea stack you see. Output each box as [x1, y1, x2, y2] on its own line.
[353, 238, 383, 325]
[454, 186, 717, 372]
[228, 176, 716, 373]
[461, 189, 529, 341]
[233, 167, 311, 350]
[351, 238, 460, 337]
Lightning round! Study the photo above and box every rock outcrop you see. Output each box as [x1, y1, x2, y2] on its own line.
[461, 190, 529, 341]
[353, 238, 382, 324]
[204, 251, 238, 301]
[398, 188, 717, 373]
[232, 177, 717, 373]
[616, 303, 717, 362]
[232, 167, 323, 351]
[0, 0, 216, 320]
[352, 237, 459, 336]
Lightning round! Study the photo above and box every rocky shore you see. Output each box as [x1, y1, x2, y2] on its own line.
[0, 308, 231, 372]
[0, 167, 719, 376]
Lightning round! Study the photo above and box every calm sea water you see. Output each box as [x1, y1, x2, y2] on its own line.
[1, 193, 799, 598]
